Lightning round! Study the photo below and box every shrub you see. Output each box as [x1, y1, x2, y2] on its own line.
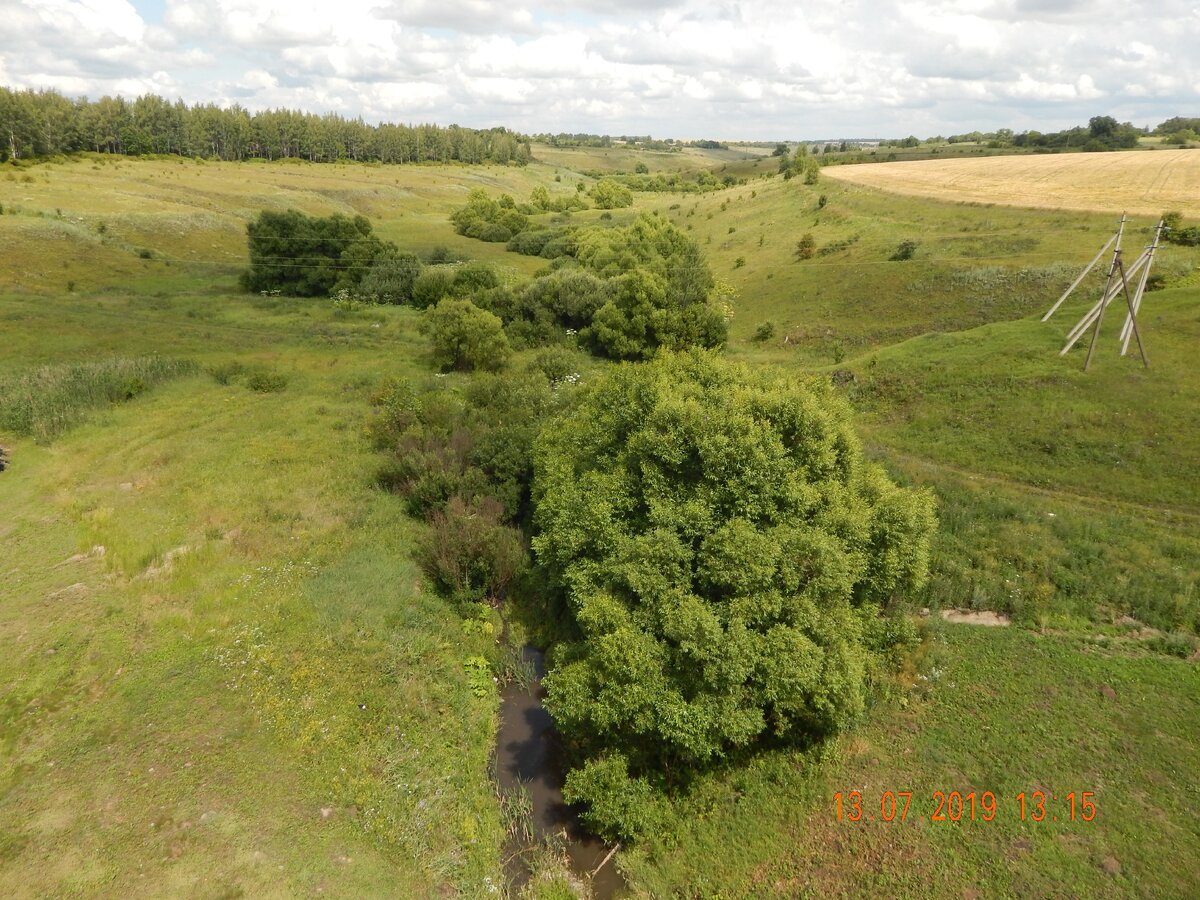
[359, 251, 423, 304]
[589, 179, 634, 209]
[208, 361, 247, 385]
[451, 188, 530, 241]
[244, 369, 289, 393]
[423, 298, 512, 372]
[426, 245, 465, 264]
[890, 239, 918, 261]
[753, 321, 776, 342]
[411, 267, 456, 309]
[532, 347, 578, 384]
[451, 261, 501, 296]
[794, 233, 816, 260]
[465, 221, 513, 243]
[419, 495, 526, 607]
[1162, 211, 1200, 246]
[534, 351, 936, 840]
[370, 372, 558, 523]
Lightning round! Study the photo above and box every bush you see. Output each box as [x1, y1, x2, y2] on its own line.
[753, 321, 776, 342]
[534, 351, 936, 840]
[532, 347, 578, 384]
[359, 251, 423, 304]
[589, 179, 634, 209]
[208, 361, 247, 385]
[411, 267, 456, 309]
[419, 496, 526, 607]
[451, 188, 530, 241]
[244, 369, 289, 393]
[507, 227, 576, 259]
[423, 298, 512, 372]
[794, 233, 816, 260]
[1162, 211, 1200, 247]
[890, 239, 918, 261]
[370, 372, 559, 524]
[426, 245, 465, 264]
[451, 261, 501, 296]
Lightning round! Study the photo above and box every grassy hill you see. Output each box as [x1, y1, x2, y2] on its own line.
[2, 149, 1198, 897]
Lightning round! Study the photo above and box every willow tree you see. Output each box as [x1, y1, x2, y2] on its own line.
[532, 350, 936, 839]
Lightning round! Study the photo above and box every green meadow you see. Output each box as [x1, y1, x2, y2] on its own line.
[1, 148, 1197, 897]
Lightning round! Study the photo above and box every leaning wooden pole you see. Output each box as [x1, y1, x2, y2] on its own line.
[1120, 221, 1163, 354]
[1042, 231, 1117, 322]
[1120, 262, 1150, 368]
[1063, 249, 1149, 346]
[1062, 213, 1125, 343]
[1060, 249, 1150, 353]
[1083, 249, 1134, 371]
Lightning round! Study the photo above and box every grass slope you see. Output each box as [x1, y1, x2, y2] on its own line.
[0, 293, 504, 896]
[625, 623, 1200, 898]
[2, 150, 1198, 898]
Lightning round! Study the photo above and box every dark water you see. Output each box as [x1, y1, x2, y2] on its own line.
[495, 646, 626, 898]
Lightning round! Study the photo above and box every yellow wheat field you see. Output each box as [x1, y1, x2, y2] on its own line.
[824, 149, 1200, 217]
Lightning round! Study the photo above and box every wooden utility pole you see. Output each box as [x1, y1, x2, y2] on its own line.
[1120, 221, 1163, 357]
[1083, 249, 1129, 371]
[1048, 213, 1159, 370]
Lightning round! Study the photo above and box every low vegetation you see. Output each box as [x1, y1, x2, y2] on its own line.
[0, 355, 197, 441]
[2, 141, 1198, 898]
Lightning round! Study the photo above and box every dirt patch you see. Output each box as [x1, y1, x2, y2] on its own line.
[56, 545, 107, 567]
[46, 582, 88, 601]
[941, 609, 1011, 627]
[1100, 685, 1117, 700]
[140, 545, 193, 580]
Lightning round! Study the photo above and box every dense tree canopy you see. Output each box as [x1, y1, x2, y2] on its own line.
[241, 209, 388, 296]
[588, 179, 634, 209]
[450, 188, 531, 242]
[0, 86, 532, 164]
[422, 298, 512, 372]
[532, 351, 936, 839]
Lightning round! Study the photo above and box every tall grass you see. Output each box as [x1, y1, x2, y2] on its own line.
[0, 355, 198, 442]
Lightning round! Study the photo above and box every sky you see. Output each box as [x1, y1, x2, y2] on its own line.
[1, 0, 1197, 139]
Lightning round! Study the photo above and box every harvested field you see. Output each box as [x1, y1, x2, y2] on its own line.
[825, 149, 1200, 217]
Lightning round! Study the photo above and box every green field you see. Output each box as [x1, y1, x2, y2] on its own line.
[2, 149, 1198, 897]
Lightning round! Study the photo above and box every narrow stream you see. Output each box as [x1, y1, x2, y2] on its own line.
[495, 646, 627, 898]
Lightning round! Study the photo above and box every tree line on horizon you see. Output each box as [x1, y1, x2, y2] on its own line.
[881, 115, 1198, 152]
[0, 86, 533, 165]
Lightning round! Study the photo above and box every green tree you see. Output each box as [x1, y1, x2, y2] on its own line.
[241, 209, 381, 296]
[589, 179, 634, 209]
[423, 298, 512, 372]
[533, 351, 936, 840]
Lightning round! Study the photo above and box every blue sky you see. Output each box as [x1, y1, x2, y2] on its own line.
[3, 1, 1197, 139]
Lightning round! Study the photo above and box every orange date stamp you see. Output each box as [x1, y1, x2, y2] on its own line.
[834, 790, 1098, 823]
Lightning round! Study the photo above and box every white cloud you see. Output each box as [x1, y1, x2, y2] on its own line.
[1, 0, 1197, 137]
